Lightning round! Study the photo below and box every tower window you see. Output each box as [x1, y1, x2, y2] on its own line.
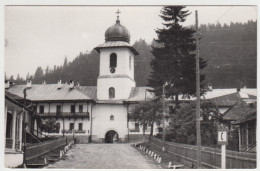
[110, 115, 114, 121]
[110, 53, 117, 68]
[129, 56, 132, 70]
[109, 87, 115, 98]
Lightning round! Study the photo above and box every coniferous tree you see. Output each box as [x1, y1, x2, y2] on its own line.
[149, 6, 207, 103]
[34, 66, 44, 83]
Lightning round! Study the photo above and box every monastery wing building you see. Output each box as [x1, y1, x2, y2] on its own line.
[6, 16, 156, 143]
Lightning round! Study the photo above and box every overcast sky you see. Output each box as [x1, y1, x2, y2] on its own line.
[5, 6, 257, 79]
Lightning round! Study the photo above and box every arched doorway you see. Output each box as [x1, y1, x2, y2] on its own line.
[105, 130, 119, 143]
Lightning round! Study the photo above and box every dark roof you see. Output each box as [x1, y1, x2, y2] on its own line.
[95, 41, 139, 55]
[5, 91, 23, 100]
[223, 102, 256, 121]
[105, 19, 130, 43]
[6, 84, 94, 102]
[209, 92, 240, 107]
[235, 111, 256, 124]
[5, 91, 32, 112]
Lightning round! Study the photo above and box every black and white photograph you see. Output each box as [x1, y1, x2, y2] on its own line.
[2, 1, 258, 170]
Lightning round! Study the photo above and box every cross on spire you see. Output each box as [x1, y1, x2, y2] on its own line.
[116, 9, 121, 22]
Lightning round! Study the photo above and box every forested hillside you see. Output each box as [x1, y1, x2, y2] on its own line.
[11, 21, 256, 88]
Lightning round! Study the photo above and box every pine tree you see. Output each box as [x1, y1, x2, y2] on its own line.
[149, 6, 207, 103]
[34, 67, 44, 83]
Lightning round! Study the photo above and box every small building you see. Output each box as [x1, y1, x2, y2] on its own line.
[230, 103, 256, 152]
[5, 90, 42, 168]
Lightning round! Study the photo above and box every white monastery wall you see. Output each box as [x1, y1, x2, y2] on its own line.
[92, 104, 128, 140]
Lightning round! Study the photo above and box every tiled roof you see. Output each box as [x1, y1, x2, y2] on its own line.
[6, 84, 94, 102]
[76, 86, 97, 100]
[5, 91, 32, 112]
[223, 102, 256, 121]
[5, 91, 23, 100]
[125, 87, 154, 102]
[179, 88, 257, 103]
[209, 92, 239, 107]
[235, 110, 256, 124]
[95, 41, 139, 55]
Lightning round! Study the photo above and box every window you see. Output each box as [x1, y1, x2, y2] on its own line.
[129, 56, 132, 70]
[56, 122, 60, 133]
[71, 105, 75, 113]
[78, 123, 83, 131]
[56, 105, 61, 114]
[110, 115, 114, 121]
[110, 53, 117, 68]
[109, 87, 115, 98]
[39, 105, 44, 114]
[135, 123, 140, 132]
[69, 123, 74, 131]
[79, 105, 83, 113]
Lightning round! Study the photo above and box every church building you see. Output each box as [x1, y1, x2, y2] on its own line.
[5, 14, 156, 143]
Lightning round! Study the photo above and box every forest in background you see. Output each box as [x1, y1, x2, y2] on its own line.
[9, 20, 257, 89]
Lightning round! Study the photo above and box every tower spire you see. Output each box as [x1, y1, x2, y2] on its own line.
[116, 9, 121, 23]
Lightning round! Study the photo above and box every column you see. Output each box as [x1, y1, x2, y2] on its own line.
[246, 123, 249, 149]
[19, 113, 23, 151]
[238, 126, 241, 151]
[12, 110, 17, 150]
[4, 105, 7, 139]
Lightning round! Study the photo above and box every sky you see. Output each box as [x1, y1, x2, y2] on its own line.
[5, 6, 257, 79]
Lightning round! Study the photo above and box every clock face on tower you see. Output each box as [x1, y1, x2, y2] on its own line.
[110, 67, 115, 73]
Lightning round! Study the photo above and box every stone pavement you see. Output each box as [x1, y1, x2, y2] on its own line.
[45, 143, 161, 169]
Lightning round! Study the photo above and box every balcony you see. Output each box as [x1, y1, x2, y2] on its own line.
[38, 112, 90, 119]
[61, 129, 86, 134]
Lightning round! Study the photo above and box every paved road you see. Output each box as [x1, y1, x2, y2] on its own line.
[45, 144, 160, 169]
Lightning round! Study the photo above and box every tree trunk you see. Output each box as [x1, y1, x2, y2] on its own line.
[142, 122, 145, 142]
[175, 93, 179, 107]
[150, 122, 154, 137]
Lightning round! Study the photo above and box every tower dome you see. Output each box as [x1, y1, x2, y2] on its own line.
[105, 18, 130, 42]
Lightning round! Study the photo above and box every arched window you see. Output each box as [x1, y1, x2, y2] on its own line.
[110, 115, 114, 121]
[109, 87, 115, 98]
[110, 53, 117, 68]
[129, 56, 132, 70]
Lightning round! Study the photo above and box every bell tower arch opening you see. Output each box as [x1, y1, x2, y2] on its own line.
[105, 130, 119, 143]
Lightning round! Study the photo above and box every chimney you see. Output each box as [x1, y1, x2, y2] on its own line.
[69, 80, 74, 89]
[27, 80, 32, 88]
[208, 83, 212, 91]
[57, 79, 62, 89]
[5, 80, 10, 89]
[42, 80, 46, 84]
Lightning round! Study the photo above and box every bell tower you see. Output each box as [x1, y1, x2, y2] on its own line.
[95, 12, 139, 100]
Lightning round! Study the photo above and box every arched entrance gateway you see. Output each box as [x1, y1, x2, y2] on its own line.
[105, 130, 119, 143]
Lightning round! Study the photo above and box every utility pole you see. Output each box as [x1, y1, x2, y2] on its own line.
[195, 10, 202, 168]
[162, 84, 166, 151]
[22, 88, 27, 167]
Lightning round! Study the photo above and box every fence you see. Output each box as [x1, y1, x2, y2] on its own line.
[24, 137, 67, 161]
[150, 137, 256, 169]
